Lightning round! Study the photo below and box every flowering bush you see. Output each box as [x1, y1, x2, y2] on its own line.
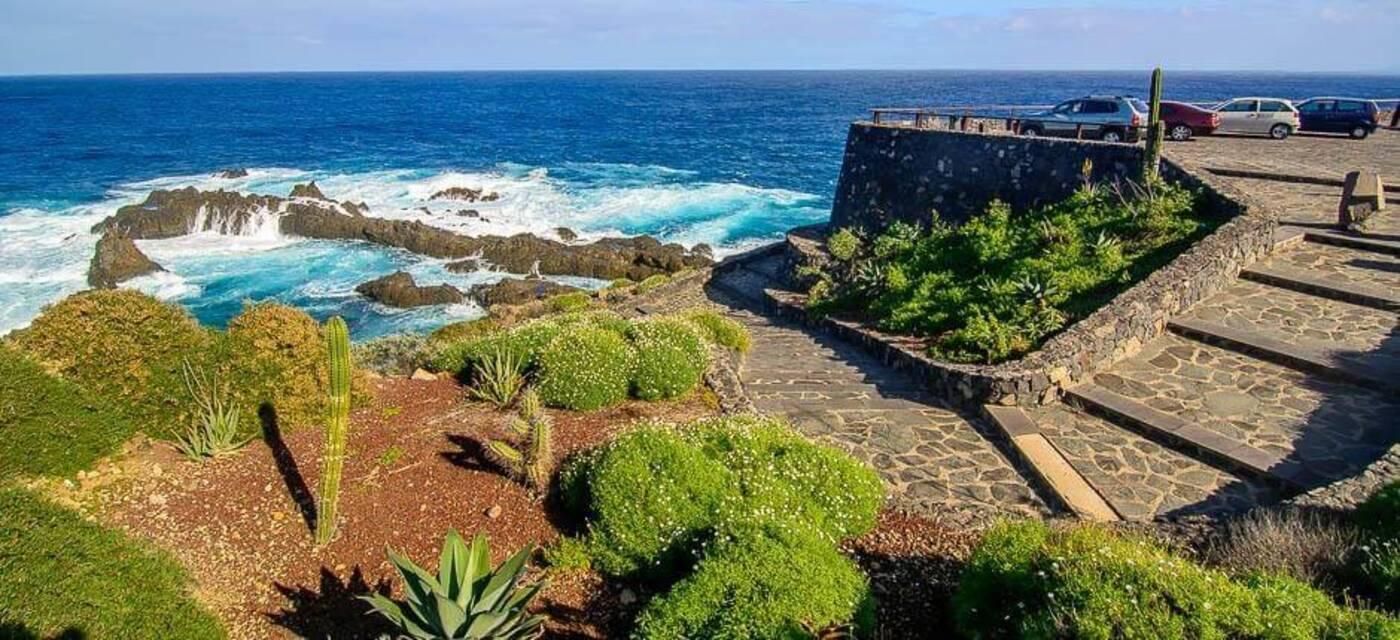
[628, 319, 709, 401]
[536, 326, 633, 411]
[954, 520, 1399, 639]
[679, 309, 751, 353]
[633, 526, 874, 640]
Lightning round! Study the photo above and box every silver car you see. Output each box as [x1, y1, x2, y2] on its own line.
[1212, 97, 1300, 139]
[1020, 96, 1149, 143]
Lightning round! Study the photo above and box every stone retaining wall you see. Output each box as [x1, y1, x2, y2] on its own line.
[764, 132, 1280, 407]
[830, 122, 1146, 230]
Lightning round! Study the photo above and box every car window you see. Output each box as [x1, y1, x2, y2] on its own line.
[1336, 101, 1365, 113]
[1300, 101, 1333, 113]
[1221, 100, 1257, 113]
[1052, 101, 1076, 114]
[1128, 99, 1149, 113]
[1259, 101, 1291, 112]
[1084, 101, 1119, 114]
[1160, 103, 1178, 116]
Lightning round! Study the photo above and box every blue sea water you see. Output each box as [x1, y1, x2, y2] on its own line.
[2, 70, 1396, 339]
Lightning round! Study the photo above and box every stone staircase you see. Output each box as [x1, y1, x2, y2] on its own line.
[995, 226, 1400, 521]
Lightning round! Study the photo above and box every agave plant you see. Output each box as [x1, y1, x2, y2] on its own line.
[470, 346, 525, 409]
[174, 359, 248, 461]
[363, 530, 546, 640]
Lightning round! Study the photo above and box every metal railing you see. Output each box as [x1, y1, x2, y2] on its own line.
[867, 107, 1151, 142]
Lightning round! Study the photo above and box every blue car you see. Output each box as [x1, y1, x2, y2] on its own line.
[1296, 97, 1381, 139]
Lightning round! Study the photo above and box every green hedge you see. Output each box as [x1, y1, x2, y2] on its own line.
[953, 520, 1399, 640]
[628, 319, 709, 401]
[0, 486, 224, 639]
[536, 326, 634, 411]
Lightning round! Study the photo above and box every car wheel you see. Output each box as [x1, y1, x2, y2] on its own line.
[1021, 125, 1042, 137]
[1100, 129, 1124, 143]
[1169, 124, 1193, 142]
[1269, 124, 1292, 140]
[1350, 126, 1370, 140]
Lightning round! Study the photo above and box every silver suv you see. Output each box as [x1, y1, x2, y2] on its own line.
[1021, 96, 1149, 143]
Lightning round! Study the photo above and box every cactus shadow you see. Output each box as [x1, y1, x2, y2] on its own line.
[439, 432, 499, 474]
[260, 404, 317, 535]
[268, 566, 394, 640]
[0, 623, 87, 640]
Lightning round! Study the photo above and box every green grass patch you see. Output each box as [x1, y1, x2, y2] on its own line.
[0, 485, 224, 639]
[0, 345, 134, 480]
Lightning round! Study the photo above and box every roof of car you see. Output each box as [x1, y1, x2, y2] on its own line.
[1299, 96, 1373, 102]
[1225, 97, 1295, 102]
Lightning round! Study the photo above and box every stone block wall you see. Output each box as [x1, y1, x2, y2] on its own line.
[830, 123, 1145, 231]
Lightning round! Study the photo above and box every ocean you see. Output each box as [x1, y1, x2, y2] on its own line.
[2, 70, 1396, 339]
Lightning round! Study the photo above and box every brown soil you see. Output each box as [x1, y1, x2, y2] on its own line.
[844, 511, 983, 639]
[55, 377, 713, 639]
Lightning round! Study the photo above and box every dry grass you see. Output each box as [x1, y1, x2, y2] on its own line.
[1206, 507, 1362, 593]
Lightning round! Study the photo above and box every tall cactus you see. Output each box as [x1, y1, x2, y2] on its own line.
[315, 316, 352, 546]
[1143, 67, 1166, 181]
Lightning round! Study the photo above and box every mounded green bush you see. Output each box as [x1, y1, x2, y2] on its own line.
[633, 526, 875, 640]
[536, 325, 633, 411]
[555, 309, 632, 337]
[548, 291, 593, 313]
[1356, 481, 1400, 612]
[953, 521, 1399, 640]
[683, 416, 883, 542]
[429, 317, 501, 346]
[9, 289, 212, 436]
[628, 319, 709, 401]
[635, 274, 671, 294]
[0, 345, 134, 479]
[225, 302, 328, 433]
[573, 425, 733, 580]
[678, 308, 751, 353]
[431, 318, 562, 377]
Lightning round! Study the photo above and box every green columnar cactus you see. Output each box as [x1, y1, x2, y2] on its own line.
[315, 316, 352, 546]
[1143, 67, 1165, 180]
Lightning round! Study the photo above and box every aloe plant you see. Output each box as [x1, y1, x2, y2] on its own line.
[363, 530, 547, 640]
[174, 358, 249, 461]
[315, 316, 352, 546]
[470, 346, 525, 409]
[484, 389, 553, 492]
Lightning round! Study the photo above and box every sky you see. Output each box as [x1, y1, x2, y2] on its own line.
[1, 0, 1398, 75]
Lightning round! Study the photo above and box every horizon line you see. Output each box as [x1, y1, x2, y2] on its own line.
[5, 67, 1400, 80]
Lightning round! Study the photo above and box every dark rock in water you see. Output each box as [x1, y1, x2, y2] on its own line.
[692, 243, 714, 260]
[469, 278, 582, 307]
[216, 168, 249, 179]
[289, 181, 328, 200]
[88, 229, 164, 288]
[355, 271, 465, 308]
[345, 201, 370, 216]
[429, 187, 500, 203]
[100, 187, 713, 281]
[94, 187, 285, 238]
[457, 209, 480, 218]
[555, 227, 578, 242]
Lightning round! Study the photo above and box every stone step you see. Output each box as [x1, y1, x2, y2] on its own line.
[1169, 316, 1400, 394]
[1242, 262, 1400, 311]
[753, 396, 946, 413]
[1266, 237, 1400, 294]
[1302, 229, 1400, 257]
[983, 406, 1119, 521]
[1017, 403, 1279, 521]
[1064, 383, 1311, 492]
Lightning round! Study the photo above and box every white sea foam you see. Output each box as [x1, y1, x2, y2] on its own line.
[0, 162, 824, 337]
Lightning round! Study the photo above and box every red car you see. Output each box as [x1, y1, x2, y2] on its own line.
[1159, 101, 1221, 141]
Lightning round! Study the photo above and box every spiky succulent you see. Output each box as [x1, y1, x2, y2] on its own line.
[485, 389, 553, 492]
[363, 530, 546, 640]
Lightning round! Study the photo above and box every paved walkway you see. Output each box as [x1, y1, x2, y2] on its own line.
[630, 254, 1049, 523]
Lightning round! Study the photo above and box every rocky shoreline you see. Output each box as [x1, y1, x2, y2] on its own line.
[355, 272, 465, 308]
[92, 185, 713, 283]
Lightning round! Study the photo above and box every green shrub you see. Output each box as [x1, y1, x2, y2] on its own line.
[633, 526, 874, 640]
[535, 326, 633, 411]
[549, 291, 593, 313]
[572, 425, 733, 580]
[0, 345, 134, 479]
[468, 345, 525, 409]
[954, 521, 1399, 640]
[428, 317, 500, 345]
[1356, 481, 1400, 612]
[683, 416, 883, 542]
[628, 319, 709, 401]
[431, 318, 561, 377]
[555, 309, 632, 336]
[812, 180, 1209, 363]
[678, 308, 751, 353]
[353, 333, 431, 376]
[225, 302, 328, 433]
[636, 274, 671, 294]
[10, 289, 211, 435]
[0, 486, 223, 639]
